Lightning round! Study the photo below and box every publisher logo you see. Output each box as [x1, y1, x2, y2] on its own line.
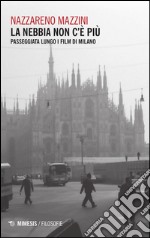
[8, 221, 15, 227]
[8, 220, 63, 227]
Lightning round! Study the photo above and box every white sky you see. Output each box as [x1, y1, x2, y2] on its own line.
[1, 1, 149, 143]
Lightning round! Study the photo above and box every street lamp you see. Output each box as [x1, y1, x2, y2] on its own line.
[77, 134, 86, 174]
[140, 88, 144, 102]
[57, 143, 60, 162]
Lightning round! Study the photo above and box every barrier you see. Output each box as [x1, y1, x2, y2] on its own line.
[68, 160, 149, 184]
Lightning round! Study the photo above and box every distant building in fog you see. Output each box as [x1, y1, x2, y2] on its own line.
[1, 46, 145, 174]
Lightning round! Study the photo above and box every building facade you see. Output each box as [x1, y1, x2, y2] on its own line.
[1, 46, 145, 174]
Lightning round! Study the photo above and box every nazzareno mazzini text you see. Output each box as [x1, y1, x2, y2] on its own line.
[10, 16, 88, 25]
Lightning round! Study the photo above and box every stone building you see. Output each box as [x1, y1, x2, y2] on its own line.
[1, 46, 145, 174]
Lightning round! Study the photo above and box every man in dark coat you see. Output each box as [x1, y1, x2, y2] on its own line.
[20, 175, 34, 204]
[80, 173, 97, 208]
[118, 177, 132, 199]
[118, 177, 135, 223]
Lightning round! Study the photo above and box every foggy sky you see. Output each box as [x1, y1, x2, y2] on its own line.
[1, 1, 149, 143]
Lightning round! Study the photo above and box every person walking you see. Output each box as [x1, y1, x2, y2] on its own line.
[137, 152, 141, 161]
[20, 175, 34, 205]
[118, 177, 132, 199]
[80, 173, 97, 208]
[118, 177, 135, 223]
[125, 155, 128, 162]
[128, 171, 134, 183]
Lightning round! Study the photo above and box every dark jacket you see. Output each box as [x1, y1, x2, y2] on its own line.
[20, 178, 34, 195]
[80, 178, 96, 194]
[118, 180, 132, 199]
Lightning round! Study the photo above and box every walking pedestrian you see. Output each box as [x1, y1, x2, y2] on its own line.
[128, 171, 134, 183]
[80, 173, 97, 208]
[118, 177, 132, 199]
[137, 152, 140, 161]
[125, 155, 128, 162]
[118, 177, 135, 223]
[20, 175, 34, 205]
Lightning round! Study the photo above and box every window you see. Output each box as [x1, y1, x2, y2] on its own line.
[43, 138, 51, 153]
[85, 99, 94, 118]
[78, 102, 81, 108]
[62, 123, 69, 136]
[87, 128, 93, 140]
[110, 124, 117, 136]
[111, 141, 116, 153]
[63, 142, 68, 153]
[127, 141, 132, 153]
[50, 165, 66, 175]
[10, 116, 13, 124]
[43, 114, 51, 132]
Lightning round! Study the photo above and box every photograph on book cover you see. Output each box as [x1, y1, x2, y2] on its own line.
[1, 1, 149, 237]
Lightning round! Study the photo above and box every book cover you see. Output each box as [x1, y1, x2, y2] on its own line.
[1, 1, 149, 237]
